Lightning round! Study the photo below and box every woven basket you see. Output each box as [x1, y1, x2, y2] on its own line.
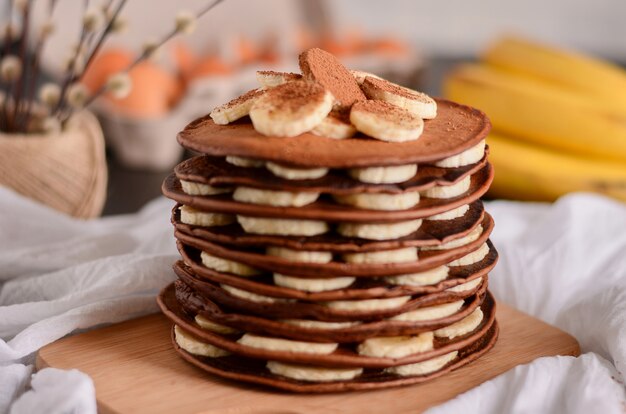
[0, 110, 107, 219]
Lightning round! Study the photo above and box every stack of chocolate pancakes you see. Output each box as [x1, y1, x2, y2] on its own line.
[159, 48, 499, 392]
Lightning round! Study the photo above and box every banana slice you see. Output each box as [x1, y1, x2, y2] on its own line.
[265, 162, 329, 180]
[390, 300, 464, 322]
[281, 319, 359, 330]
[422, 176, 471, 199]
[273, 273, 355, 292]
[334, 191, 420, 211]
[266, 247, 332, 263]
[267, 361, 363, 382]
[195, 314, 240, 335]
[358, 332, 434, 358]
[221, 284, 291, 304]
[180, 180, 232, 196]
[311, 108, 356, 139]
[435, 140, 486, 168]
[448, 243, 489, 266]
[174, 325, 230, 357]
[256, 70, 302, 88]
[361, 77, 437, 119]
[350, 69, 383, 85]
[337, 219, 422, 240]
[426, 204, 470, 221]
[226, 156, 264, 168]
[233, 186, 319, 207]
[343, 247, 417, 264]
[325, 296, 410, 312]
[384, 266, 450, 286]
[179, 205, 235, 227]
[423, 225, 483, 251]
[349, 164, 417, 184]
[386, 351, 457, 377]
[237, 215, 329, 236]
[210, 88, 265, 125]
[249, 80, 334, 137]
[238, 334, 337, 354]
[200, 251, 261, 276]
[434, 308, 483, 339]
[446, 277, 483, 293]
[350, 100, 424, 142]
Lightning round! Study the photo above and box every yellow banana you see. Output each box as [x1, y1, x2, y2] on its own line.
[487, 133, 626, 202]
[444, 64, 626, 163]
[483, 36, 626, 108]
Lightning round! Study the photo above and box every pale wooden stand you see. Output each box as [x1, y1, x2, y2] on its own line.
[37, 303, 580, 414]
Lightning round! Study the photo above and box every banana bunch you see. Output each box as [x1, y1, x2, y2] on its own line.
[444, 36, 626, 202]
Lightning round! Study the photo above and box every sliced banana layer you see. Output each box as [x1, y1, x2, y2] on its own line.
[361, 77, 437, 119]
[424, 225, 483, 251]
[200, 251, 261, 277]
[446, 277, 483, 293]
[426, 204, 470, 221]
[256, 70, 302, 88]
[350, 69, 383, 85]
[358, 332, 434, 358]
[266, 247, 333, 263]
[195, 314, 240, 335]
[237, 216, 329, 236]
[311, 109, 357, 139]
[233, 186, 319, 207]
[180, 180, 232, 196]
[434, 308, 483, 339]
[221, 284, 290, 304]
[267, 361, 363, 382]
[226, 156, 264, 168]
[337, 219, 422, 241]
[350, 100, 424, 143]
[422, 176, 471, 199]
[281, 319, 359, 330]
[265, 162, 329, 180]
[384, 266, 449, 286]
[389, 300, 464, 322]
[334, 191, 420, 211]
[435, 140, 486, 168]
[250, 80, 334, 137]
[449, 243, 490, 267]
[325, 296, 410, 312]
[210, 88, 265, 125]
[174, 325, 230, 357]
[179, 205, 235, 227]
[273, 273, 355, 292]
[237, 334, 338, 354]
[386, 351, 457, 377]
[349, 164, 417, 184]
[343, 247, 417, 264]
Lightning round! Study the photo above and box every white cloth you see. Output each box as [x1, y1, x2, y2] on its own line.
[0, 188, 625, 413]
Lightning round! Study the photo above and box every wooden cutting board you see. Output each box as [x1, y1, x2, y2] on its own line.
[36, 303, 580, 414]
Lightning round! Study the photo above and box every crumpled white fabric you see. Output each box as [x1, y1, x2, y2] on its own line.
[0, 188, 625, 413]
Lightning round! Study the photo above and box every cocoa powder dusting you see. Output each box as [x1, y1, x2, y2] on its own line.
[352, 100, 419, 124]
[363, 77, 424, 100]
[262, 80, 326, 112]
[299, 48, 365, 107]
[224, 88, 265, 109]
[257, 71, 302, 81]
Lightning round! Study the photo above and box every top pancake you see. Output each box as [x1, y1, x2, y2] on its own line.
[177, 99, 491, 168]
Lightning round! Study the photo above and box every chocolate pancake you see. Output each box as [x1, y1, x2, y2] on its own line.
[172, 200, 485, 252]
[162, 163, 493, 223]
[170, 318, 498, 392]
[176, 99, 491, 168]
[174, 150, 488, 195]
[173, 213, 493, 278]
[160, 280, 488, 342]
[176, 241, 497, 300]
[161, 288, 495, 368]
[172, 269, 487, 322]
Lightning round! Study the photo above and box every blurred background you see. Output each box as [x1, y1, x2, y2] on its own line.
[2, 0, 626, 216]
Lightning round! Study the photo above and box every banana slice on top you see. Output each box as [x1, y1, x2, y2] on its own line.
[361, 77, 437, 119]
[311, 108, 356, 140]
[250, 80, 334, 137]
[256, 70, 302, 88]
[210, 88, 265, 125]
[350, 100, 424, 143]
[350, 69, 383, 85]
